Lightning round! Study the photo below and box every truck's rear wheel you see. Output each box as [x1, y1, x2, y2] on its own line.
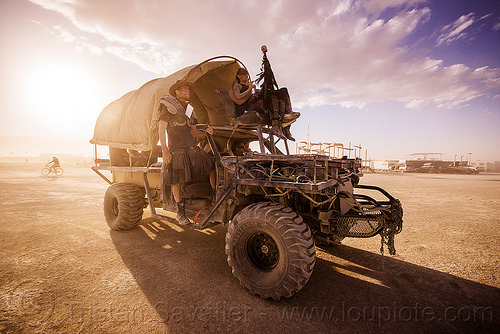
[225, 202, 316, 300]
[104, 183, 145, 230]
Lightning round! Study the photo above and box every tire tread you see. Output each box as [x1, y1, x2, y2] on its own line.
[225, 201, 316, 300]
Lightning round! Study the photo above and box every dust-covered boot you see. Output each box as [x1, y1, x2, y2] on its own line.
[176, 201, 190, 225]
[270, 95, 281, 121]
[272, 119, 285, 139]
[282, 94, 300, 121]
[283, 126, 295, 141]
[282, 115, 299, 127]
[279, 99, 286, 119]
[283, 111, 301, 122]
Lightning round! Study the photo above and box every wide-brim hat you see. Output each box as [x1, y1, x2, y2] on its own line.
[169, 80, 195, 97]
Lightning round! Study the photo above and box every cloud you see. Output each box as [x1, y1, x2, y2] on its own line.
[435, 11, 495, 46]
[30, 0, 500, 110]
[52, 25, 76, 43]
[362, 0, 427, 14]
[104, 44, 180, 74]
[436, 13, 476, 46]
[48, 24, 103, 56]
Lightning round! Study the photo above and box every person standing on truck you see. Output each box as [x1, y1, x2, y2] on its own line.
[158, 80, 215, 225]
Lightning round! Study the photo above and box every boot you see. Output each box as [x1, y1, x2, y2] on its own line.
[283, 111, 300, 120]
[281, 93, 300, 121]
[270, 95, 280, 120]
[176, 200, 190, 225]
[283, 126, 295, 141]
[271, 119, 285, 139]
[282, 117, 298, 128]
[283, 94, 293, 114]
[279, 99, 286, 119]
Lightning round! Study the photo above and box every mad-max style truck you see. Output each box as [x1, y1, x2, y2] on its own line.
[90, 52, 403, 300]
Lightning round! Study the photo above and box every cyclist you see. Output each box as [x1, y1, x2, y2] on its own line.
[47, 156, 60, 173]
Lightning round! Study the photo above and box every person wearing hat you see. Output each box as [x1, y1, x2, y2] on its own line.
[158, 80, 215, 225]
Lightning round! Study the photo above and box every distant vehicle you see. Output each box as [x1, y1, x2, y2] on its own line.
[414, 163, 439, 173]
[442, 162, 479, 174]
[391, 162, 407, 173]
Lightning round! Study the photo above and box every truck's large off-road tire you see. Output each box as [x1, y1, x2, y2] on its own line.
[103, 183, 145, 230]
[225, 202, 316, 300]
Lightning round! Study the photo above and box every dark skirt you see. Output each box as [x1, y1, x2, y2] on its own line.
[166, 146, 214, 185]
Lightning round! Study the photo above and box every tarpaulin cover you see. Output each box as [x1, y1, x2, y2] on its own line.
[90, 58, 242, 151]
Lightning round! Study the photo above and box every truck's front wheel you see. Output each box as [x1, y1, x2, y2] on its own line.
[225, 202, 316, 300]
[103, 183, 145, 230]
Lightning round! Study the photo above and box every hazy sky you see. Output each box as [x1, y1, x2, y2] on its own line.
[1, 0, 499, 161]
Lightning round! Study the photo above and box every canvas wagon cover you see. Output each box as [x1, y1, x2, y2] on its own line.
[90, 58, 242, 151]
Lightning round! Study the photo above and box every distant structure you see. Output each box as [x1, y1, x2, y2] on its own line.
[389, 152, 481, 174]
[407, 153, 444, 161]
[296, 141, 363, 159]
[293, 142, 497, 174]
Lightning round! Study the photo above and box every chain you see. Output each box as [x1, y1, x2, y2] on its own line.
[379, 199, 403, 256]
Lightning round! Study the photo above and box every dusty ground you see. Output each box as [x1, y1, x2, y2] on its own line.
[0, 161, 498, 334]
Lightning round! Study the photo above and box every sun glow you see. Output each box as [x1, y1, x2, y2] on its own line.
[23, 61, 105, 136]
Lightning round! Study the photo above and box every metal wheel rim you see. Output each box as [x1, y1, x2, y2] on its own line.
[246, 232, 279, 270]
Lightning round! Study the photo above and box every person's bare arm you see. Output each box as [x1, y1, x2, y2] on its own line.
[231, 82, 254, 104]
[158, 120, 171, 163]
[191, 125, 213, 138]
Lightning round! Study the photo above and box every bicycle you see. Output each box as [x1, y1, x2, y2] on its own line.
[41, 164, 64, 176]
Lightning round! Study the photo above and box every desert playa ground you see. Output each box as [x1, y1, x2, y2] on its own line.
[0, 161, 498, 333]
